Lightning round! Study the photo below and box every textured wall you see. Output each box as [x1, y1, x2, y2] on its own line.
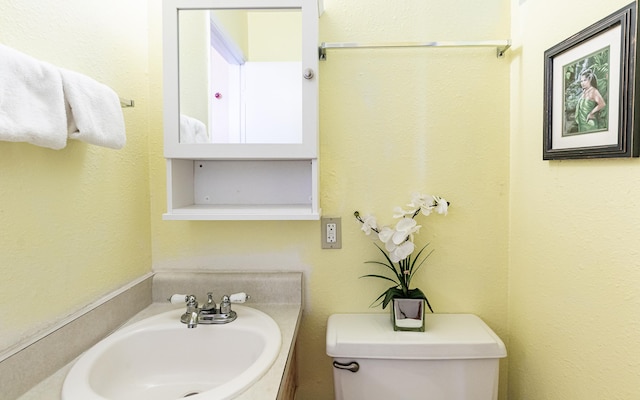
[0, 0, 152, 355]
[148, 0, 511, 398]
[3, 0, 638, 398]
[508, 0, 640, 398]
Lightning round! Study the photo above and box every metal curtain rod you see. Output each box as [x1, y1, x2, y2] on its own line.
[319, 39, 512, 60]
[119, 97, 135, 108]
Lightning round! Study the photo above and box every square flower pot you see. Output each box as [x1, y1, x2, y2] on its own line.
[391, 298, 425, 332]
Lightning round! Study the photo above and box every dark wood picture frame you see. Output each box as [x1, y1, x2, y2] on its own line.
[543, 2, 639, 160]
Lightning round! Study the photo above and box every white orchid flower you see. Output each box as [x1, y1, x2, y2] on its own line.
[393, 204, 417, 219]
[393, 208, 401, 218]
[357, 193, 447, 262]
[394, 240, 415, 260]
[410, 192, 431, 208]
[387, 240, 415, 262]
[360, 214, 378, 235]
[419, 205, 434, 216]
[377, 226, 394, 244]
[354, 192, 449, 310]
[392, 218, 420, 244]
[409, 192, 438, 216]
[378, 218, 421, 262]
[380, 222, 416, 262]
[434, 196, 448, 215]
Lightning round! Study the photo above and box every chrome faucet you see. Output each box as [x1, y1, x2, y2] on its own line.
[183, 294, 199, 328]
[169, 292, 250, 328]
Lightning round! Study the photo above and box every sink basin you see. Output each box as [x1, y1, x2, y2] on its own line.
[62, 305, 281, 400]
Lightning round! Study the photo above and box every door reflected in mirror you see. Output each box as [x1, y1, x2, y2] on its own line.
[178, 9, 302, 144]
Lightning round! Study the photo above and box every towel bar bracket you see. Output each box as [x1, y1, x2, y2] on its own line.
[119, 98, 135, 108]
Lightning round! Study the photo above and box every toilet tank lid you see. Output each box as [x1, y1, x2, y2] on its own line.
[326, 313, 507, 360]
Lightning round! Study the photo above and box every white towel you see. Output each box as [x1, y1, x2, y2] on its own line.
[180, 114, 209, 143]
[0, 44, 67, 150]
[61, 68, 126, 149]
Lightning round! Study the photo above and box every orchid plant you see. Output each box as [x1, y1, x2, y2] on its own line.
[354, 193, 449, 312]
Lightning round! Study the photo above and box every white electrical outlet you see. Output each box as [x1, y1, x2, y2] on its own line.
[321, 217, 341, 249]
[326, 223, 337, 243]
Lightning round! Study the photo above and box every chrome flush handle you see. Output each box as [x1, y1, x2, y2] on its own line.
[332, 361, 360, 373]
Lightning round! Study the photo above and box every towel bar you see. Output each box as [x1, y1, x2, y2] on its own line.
[319, 39, 512, 59]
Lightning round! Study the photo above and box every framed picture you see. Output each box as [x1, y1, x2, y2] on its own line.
[543, 2, 639, 160]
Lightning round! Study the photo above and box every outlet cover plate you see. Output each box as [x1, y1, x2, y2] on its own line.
[321, 216, 341, 249]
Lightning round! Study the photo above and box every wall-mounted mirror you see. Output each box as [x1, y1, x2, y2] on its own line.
[178, 9, 302, 145]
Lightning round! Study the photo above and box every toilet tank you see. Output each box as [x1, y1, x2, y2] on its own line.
[326, 313, 507, 400]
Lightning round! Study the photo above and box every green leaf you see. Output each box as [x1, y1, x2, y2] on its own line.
[409, 244, 434, 281]
[424, 297, 434, 313]
[381, 287, 405, 309]
[360, 274, 400, 286]
[364, 260, 397, 271]
[369, 291, 388, 308]
[406, 288, 425, 299]
[372, 244, 403, 281]
[406, 288, 434, 313]
[361, 242, 435, 312]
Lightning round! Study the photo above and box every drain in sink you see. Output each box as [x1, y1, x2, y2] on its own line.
[183, 392, 199, 397]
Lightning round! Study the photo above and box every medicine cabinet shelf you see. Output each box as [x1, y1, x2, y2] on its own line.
[163, 159, 320, 221]
[163, 205, 320, 221]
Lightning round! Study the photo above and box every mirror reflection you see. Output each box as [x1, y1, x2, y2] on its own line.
[178, 9, 302, 144]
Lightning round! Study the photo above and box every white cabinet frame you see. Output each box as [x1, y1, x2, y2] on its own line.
[162, 0, 321, 220]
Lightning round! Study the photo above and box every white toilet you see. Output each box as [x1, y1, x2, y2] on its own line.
[326, 313, 507, 400]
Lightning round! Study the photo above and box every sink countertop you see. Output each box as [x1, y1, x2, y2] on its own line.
[17, 302, 302, 400]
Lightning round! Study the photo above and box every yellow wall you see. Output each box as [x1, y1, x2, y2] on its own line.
[212, 10, 300, 62]
[148, 0, 511, 398]
[508, 0, 640, 398]
[179, 11, 211, 125]
[6, 0, 639, 399]
[248, 11, 301, 61]
[0, 0, 152, 354]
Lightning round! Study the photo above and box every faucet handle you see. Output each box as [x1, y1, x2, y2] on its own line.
[219, 293, 249, 313]
[219, 295, 231, 314]
[169, 294, 198, 308]
[229, 292, 250, 303]
[169, 294, 189, 304]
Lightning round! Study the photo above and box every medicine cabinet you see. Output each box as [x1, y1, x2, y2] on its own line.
[162, 0, 321, 220]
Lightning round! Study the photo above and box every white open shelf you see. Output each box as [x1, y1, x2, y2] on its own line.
[164, 159, 320, 221]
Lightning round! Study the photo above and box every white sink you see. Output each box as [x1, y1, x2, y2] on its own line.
[62, 305, 281, 400]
